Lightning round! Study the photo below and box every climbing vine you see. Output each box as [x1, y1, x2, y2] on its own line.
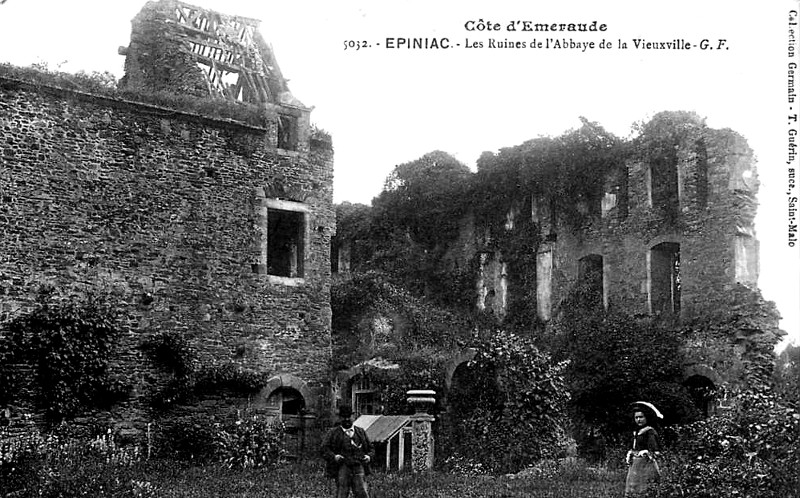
[331, 271, 471, 369]
[0, 291, 129, 422]
[142, 331, 270, 410]
[443, 331, 570, 473]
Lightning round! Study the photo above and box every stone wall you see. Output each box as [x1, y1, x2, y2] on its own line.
[524, 126, 764, 391]
[439, 122, 768, 393]
[541, 127, 757, 323]
[0, 76, 334, 427]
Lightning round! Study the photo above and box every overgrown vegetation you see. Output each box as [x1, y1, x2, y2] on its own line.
[659, 387, 800, 498]
[473, 116, 623, 229]
[0, 291, 129, 423]
[1, 422, 153, 498]
[155, 409, 285, 467]
[1, 411, 286, 497]
[331, 271, 471, 369]
[142, 331, 270, 410]
[551, 285, 699, 441]
[773, 343, 800, 407]
[0, 62, 276, 128]
[442, 331, 570, 474]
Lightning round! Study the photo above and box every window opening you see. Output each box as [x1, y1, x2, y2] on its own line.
[266, 387, 306, 416]
[267, 208, 305, 277]
[351, 374, 379, 417]
[278, 115, 298, 150]
[577, 254, 604, 309]
[734, 233, 758, 286]
[684, 375, 716, 418]
[650, 242, 681, 315]
[651, 156, 679, 220]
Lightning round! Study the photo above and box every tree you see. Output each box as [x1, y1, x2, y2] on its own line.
[552, 283, 697, 441]
[374, 150, 472, 250]
[773, 343, 800, 407]
[368, 151, 472, 298]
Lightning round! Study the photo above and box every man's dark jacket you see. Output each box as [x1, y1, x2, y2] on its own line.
[321, 424, 374, 478]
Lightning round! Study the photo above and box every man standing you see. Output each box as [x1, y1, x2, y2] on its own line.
[321, 405, 373, 498]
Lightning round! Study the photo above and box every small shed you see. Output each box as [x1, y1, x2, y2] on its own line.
[354, 415, 412, 471]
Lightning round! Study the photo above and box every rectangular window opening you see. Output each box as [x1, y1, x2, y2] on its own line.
[650, 242, 681, 315]
[651, 156, 679, 220]
[578, 254, 604, 309]
[734, 234, 758, 286]
[278, 115, 298, 150]
[267, 208, 305, 278]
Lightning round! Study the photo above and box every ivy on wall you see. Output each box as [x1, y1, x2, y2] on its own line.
[677, 284, 784, 388]
[331, 271, 471, 370]
[0, 291, 130, 423]
[142, 331, 270, 411]
[442, 330, 569, 473]
[0, 63, 277, 129]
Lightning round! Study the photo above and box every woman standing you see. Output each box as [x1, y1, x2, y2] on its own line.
[624, 401, 663, 496]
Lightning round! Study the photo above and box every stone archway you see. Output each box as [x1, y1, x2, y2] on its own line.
[683, 365, 723, 418]
[259, 374, 315, 459]
[261, 374, 314, 414]
[444, 348, 477, 391]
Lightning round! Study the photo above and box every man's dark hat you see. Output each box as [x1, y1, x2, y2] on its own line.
[338, 405, 353, 418]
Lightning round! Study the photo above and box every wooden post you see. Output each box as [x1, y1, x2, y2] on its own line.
[398, 430, 407, 470]
[385, 433, 392, 469]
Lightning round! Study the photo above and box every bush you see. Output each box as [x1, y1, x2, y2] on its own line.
[157, 414, 220, 463]
[1, 422, 153, 498]
[553, 307, 698, 440]
[157, 410, 286, 468]
[659, 387, 800, 497]
[215, 412, 286, 468]
[774, 344, 800, 407]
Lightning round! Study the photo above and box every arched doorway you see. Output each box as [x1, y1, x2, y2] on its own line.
[445, 359, 502, 459]
[262, 375, 314, 459]
[266, 386, 306, 416]
[684, 374, 716, 418]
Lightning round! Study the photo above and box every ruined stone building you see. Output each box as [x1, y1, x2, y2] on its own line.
[467, 119, 775, 413]
[0, 0, 334, 447]
[331, 116, 781, 423]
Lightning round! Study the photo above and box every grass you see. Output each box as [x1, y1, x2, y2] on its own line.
[2, 423, 626, 497]
[139, 461, 627, 498]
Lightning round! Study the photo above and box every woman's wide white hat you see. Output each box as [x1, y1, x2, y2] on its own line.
[632, 401, 664, 419]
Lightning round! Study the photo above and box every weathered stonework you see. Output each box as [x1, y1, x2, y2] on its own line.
[0, 0, 334, 445]
[470, 124, 771, 395]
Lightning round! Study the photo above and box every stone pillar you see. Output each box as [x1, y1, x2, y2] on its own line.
[406, 389, 435, 472]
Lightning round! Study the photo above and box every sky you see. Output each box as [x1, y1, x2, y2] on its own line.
[0, 0, 798, 346]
